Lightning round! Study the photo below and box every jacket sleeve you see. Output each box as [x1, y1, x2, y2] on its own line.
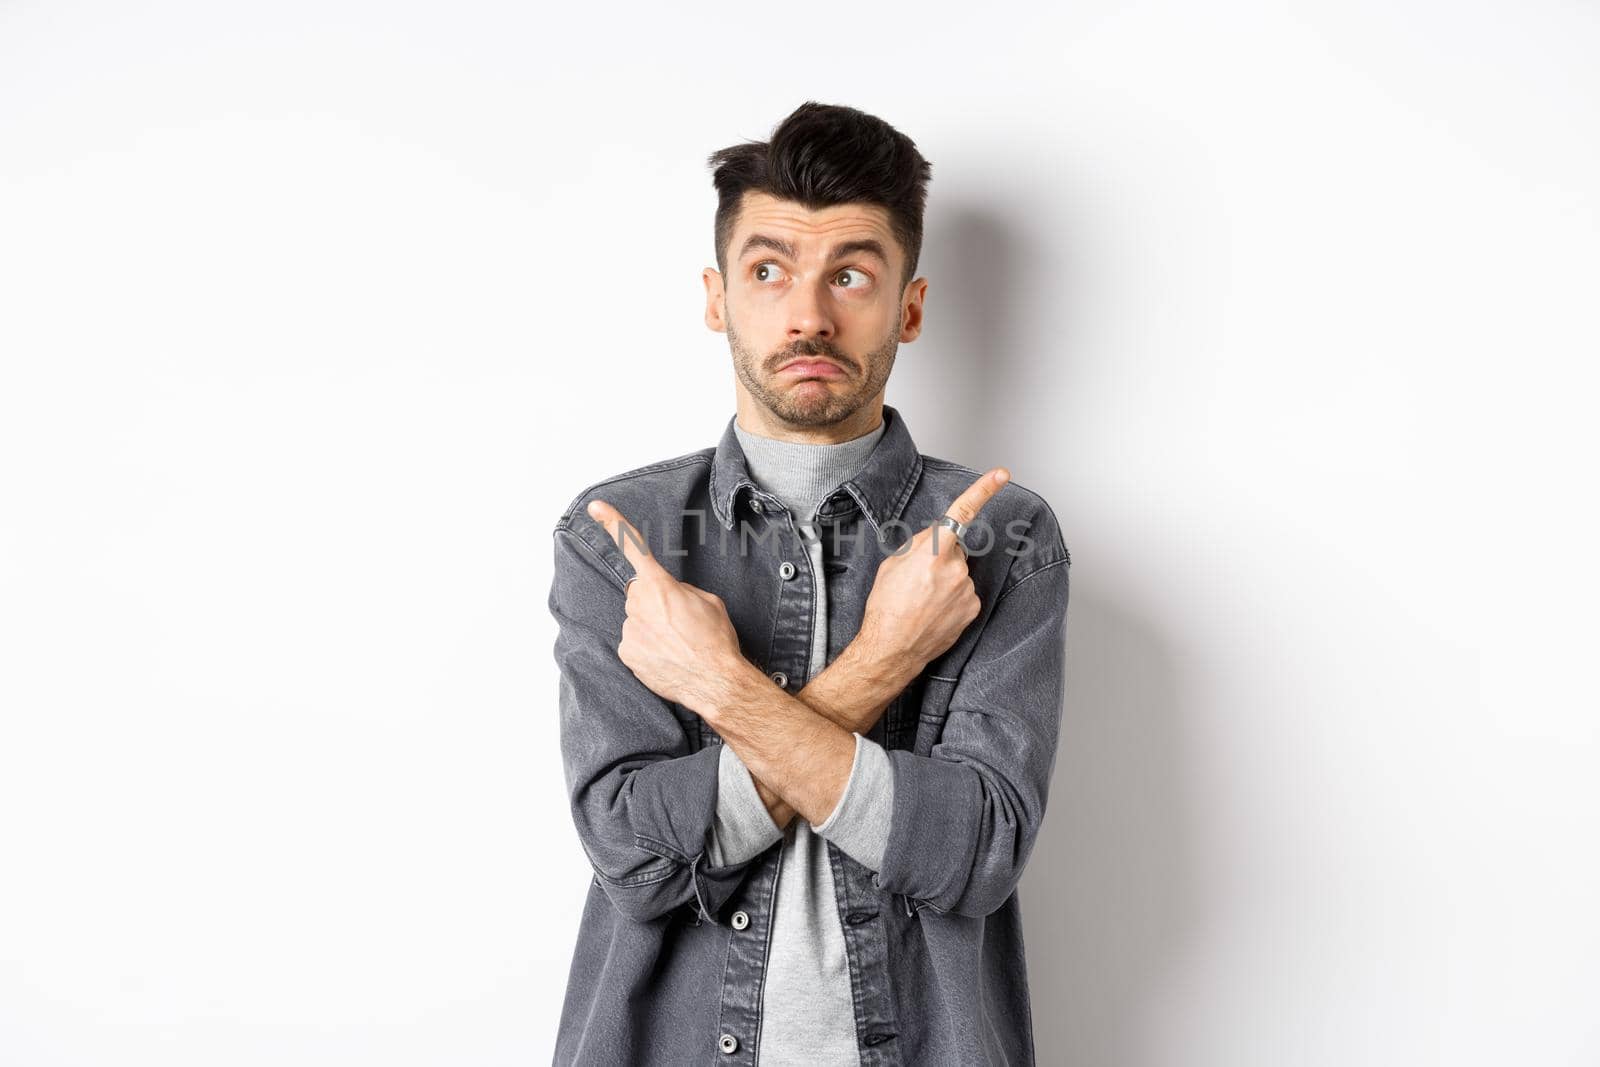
[549, 523, 764, 925]
[871, 549, 1071, 918]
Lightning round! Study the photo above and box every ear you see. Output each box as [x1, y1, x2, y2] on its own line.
[702, 267, 727, 333]
[900, 276, 928, 342]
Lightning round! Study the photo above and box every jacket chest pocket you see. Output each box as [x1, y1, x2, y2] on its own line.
[880, 675, 926, 750]
[667, 702, 707, 752]
[908, 676, 958, 756]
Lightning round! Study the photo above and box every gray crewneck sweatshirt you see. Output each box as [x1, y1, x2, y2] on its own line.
[705, 415, 897, 1066]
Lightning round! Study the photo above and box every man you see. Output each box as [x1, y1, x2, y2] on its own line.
[548, 101, 1071, 1065]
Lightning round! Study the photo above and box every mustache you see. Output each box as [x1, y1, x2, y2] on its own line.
[771, 345, 851, 370]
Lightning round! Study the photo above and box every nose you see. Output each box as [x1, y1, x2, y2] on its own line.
[785, 276, 836, 341]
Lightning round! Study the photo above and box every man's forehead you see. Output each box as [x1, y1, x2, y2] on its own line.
[733, 191, 893, 247]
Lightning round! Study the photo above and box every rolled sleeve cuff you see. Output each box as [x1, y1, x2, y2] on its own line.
[706, 743, 786, 868]
[871, 747, 984, 907]
[622, 742, 726, 863]
[813, 732, 895, 873]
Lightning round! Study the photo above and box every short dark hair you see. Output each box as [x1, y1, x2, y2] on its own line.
[706, 101, 933, 292]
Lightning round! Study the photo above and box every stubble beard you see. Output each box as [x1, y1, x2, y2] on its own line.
[727, 309, 900, 430]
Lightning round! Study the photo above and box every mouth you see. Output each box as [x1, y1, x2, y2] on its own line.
[778, 358, 848, 379]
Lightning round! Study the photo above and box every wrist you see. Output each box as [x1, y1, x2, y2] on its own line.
[695, 652, 766, 726]
[842, 629, 921, 693]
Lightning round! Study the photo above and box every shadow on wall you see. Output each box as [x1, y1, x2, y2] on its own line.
[1023, 591, 1202, 1067]
[920, 202, 1204, 1067]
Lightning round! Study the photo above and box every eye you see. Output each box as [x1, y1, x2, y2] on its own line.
[834, 268, 873, 290]
[752, 260, 786, 284]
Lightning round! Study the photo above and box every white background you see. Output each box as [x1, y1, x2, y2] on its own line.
[2, 2, 1596, 1064]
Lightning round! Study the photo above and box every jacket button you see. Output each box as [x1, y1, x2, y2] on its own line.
[719, 1033, 739, 1054]
[769, 671, 788, 688]
[731, 910, 750, 930]
[750, 499, 764, 513]
[778, 560, 796, 580]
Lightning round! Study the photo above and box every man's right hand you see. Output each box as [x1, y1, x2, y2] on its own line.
[857, 466, 1010, 676]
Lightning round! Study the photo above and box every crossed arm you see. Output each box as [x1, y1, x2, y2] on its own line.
[553, 466, 1071, 922]
[583, 471, 1009, 836]
[716, 629, 915, 832]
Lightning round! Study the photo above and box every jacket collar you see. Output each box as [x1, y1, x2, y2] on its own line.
[709, 402, 924, 537]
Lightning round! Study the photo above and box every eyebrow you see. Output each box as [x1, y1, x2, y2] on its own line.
[737, 233, 890, 267]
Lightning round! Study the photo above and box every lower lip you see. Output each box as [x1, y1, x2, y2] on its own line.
[780, 361, 846, 378]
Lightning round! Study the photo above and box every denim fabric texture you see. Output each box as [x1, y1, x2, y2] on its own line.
[549, 403, 1072, 1065]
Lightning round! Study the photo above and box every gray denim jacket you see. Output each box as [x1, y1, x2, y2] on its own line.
[549, 403, 1071, 1065]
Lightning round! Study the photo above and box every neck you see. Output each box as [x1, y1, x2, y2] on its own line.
[734, 391, 885, 444]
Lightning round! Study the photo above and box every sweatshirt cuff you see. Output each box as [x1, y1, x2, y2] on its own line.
[813, 731, 895, 873]
[706, 742, 786, 868]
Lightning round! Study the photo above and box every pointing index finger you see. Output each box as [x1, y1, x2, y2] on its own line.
[943, 467, 1011, 528]
[586, 498, 668, 582]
